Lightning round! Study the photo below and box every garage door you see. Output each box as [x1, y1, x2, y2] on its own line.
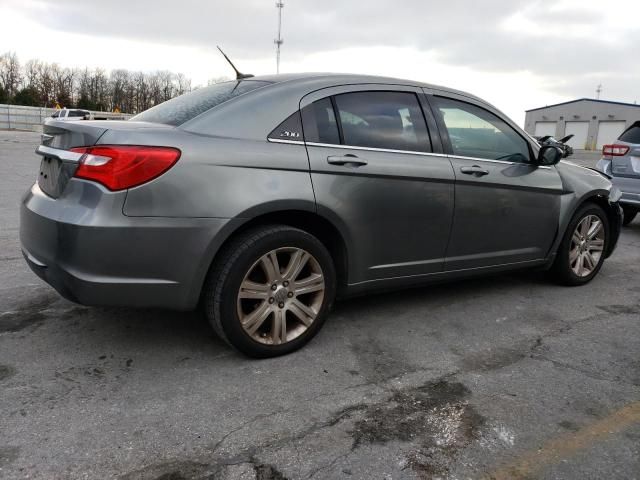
[565, 121, 590, 149]
[534, 122, 557, 137]
[596, 121, 627, 150]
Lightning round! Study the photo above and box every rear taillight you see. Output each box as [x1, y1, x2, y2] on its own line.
[602, 144, 630, 157]
[70, 145, 181, 191]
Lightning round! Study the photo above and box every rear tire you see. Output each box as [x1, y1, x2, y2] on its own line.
[550, 203, 609, 286]
[203, 225, 336, 358]
[622, 206, 638, 226]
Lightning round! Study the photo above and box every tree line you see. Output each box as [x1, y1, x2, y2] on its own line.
[0, 52, 193, 113]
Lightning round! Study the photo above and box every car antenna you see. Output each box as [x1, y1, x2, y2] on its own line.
[216, 46, 254, 80]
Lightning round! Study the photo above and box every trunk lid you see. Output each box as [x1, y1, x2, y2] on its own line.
[37, 120, 109, 198]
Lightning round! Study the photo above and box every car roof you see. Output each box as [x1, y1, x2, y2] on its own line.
[181, 72, 508, 141]
[246, 72, 484, 103]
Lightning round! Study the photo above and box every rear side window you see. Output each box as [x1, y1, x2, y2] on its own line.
[131, 80, 271, 126]
[301, 97, 340, 145]
[334, 91, 431, 152]
[69, 110, 87, 117]
[619, 122, 640, 144]
[432, 96, 531, 163]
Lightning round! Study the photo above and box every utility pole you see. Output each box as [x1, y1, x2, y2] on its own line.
[596, 84, 602, 100]
[275, 1, 284, 74]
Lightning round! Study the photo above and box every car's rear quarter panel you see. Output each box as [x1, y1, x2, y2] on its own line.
[111, 130, 316, 218]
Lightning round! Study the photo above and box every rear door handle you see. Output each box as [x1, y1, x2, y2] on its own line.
[327, 154, 368, 167]
[460, 165, 489, 176]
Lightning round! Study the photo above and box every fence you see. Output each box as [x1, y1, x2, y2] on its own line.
[0, 104, 132, 132]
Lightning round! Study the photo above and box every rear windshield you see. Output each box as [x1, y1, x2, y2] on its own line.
[618, 122, 640, 144]
[131, 80, 271, 126]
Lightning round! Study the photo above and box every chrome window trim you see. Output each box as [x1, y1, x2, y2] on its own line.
[35, 145, 84, 163]
[267, 138, 305, 145]
[447, 154, 517, 165]
[267, 138, 551, 168]
[448, 154, 552, 169]
[305, 141, 433, 157]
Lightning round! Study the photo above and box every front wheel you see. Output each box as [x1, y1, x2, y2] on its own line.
[550, 203, 609, 286]
[203, 225, 336, 358]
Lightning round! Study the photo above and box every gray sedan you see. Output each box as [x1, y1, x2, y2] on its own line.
[20, 73, 622, 357]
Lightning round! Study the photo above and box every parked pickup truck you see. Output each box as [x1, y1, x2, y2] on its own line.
[50, 108, 92, 121]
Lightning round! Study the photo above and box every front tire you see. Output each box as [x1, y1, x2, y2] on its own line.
[203, 225, 336, 358]
[550, 203, 609, 286]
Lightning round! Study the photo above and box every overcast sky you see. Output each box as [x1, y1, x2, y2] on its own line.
[1, 0, 638, 124]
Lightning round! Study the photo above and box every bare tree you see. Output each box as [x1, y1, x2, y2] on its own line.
[176, 73, 192, 96]
[0, 52, 22, 100]
[1, 51, 194, 112]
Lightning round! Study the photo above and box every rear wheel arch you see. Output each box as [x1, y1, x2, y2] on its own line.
[199, 209, 350, 304]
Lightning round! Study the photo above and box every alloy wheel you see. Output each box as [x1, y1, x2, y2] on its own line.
[236, 247, 325, 345]
[569, 214, 605, 277]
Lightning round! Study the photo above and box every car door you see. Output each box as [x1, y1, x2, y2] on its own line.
[300, 85, 455, 285]
[426, 93, 564, 271]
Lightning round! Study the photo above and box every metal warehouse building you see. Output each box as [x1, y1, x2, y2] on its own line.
[524, 99, 640, 151]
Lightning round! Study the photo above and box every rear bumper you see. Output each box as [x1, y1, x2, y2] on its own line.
[20, 181, 233, 310]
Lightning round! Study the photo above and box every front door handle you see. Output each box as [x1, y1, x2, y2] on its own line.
[327, 154, 368, 167]
[460, 165, 489, 176]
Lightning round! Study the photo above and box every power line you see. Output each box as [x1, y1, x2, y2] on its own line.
[275, 1, 284, 74]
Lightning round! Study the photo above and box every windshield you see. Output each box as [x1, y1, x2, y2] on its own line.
[131, 80, 271, 126]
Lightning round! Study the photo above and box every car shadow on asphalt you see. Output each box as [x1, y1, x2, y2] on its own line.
[333, 270, 549, 317]
[0, 268, 581, 361]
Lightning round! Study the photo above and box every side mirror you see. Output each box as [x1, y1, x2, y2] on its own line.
[538, 145, 563, 166]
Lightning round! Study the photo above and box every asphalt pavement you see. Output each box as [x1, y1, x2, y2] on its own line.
[1, 130, 639, 480]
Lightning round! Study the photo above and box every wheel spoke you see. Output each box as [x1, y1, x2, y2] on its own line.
[288, 299, 317, 326]
[587, 219, 602, 240]
[294, 273, 324, 295]
[260, 252, 281, 283]
[583, 252, 595, 271]
[572, 253, 583, 275]
[572, 231, 581, 246]
[579, 217, 590, 237]
[272, 309, 287, 345]
[238, 280, 270, 299]
[569, 246, 580, 264]
[589, 238, 604, 251]
[282, 250, 309, 281]
[242, 302, 272, 335]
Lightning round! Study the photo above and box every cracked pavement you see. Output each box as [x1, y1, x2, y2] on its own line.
[1, 131, 639, 479]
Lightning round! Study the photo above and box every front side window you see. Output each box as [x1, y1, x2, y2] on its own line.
[333, 91, 431, 152]
[432, 97, 531, 163]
